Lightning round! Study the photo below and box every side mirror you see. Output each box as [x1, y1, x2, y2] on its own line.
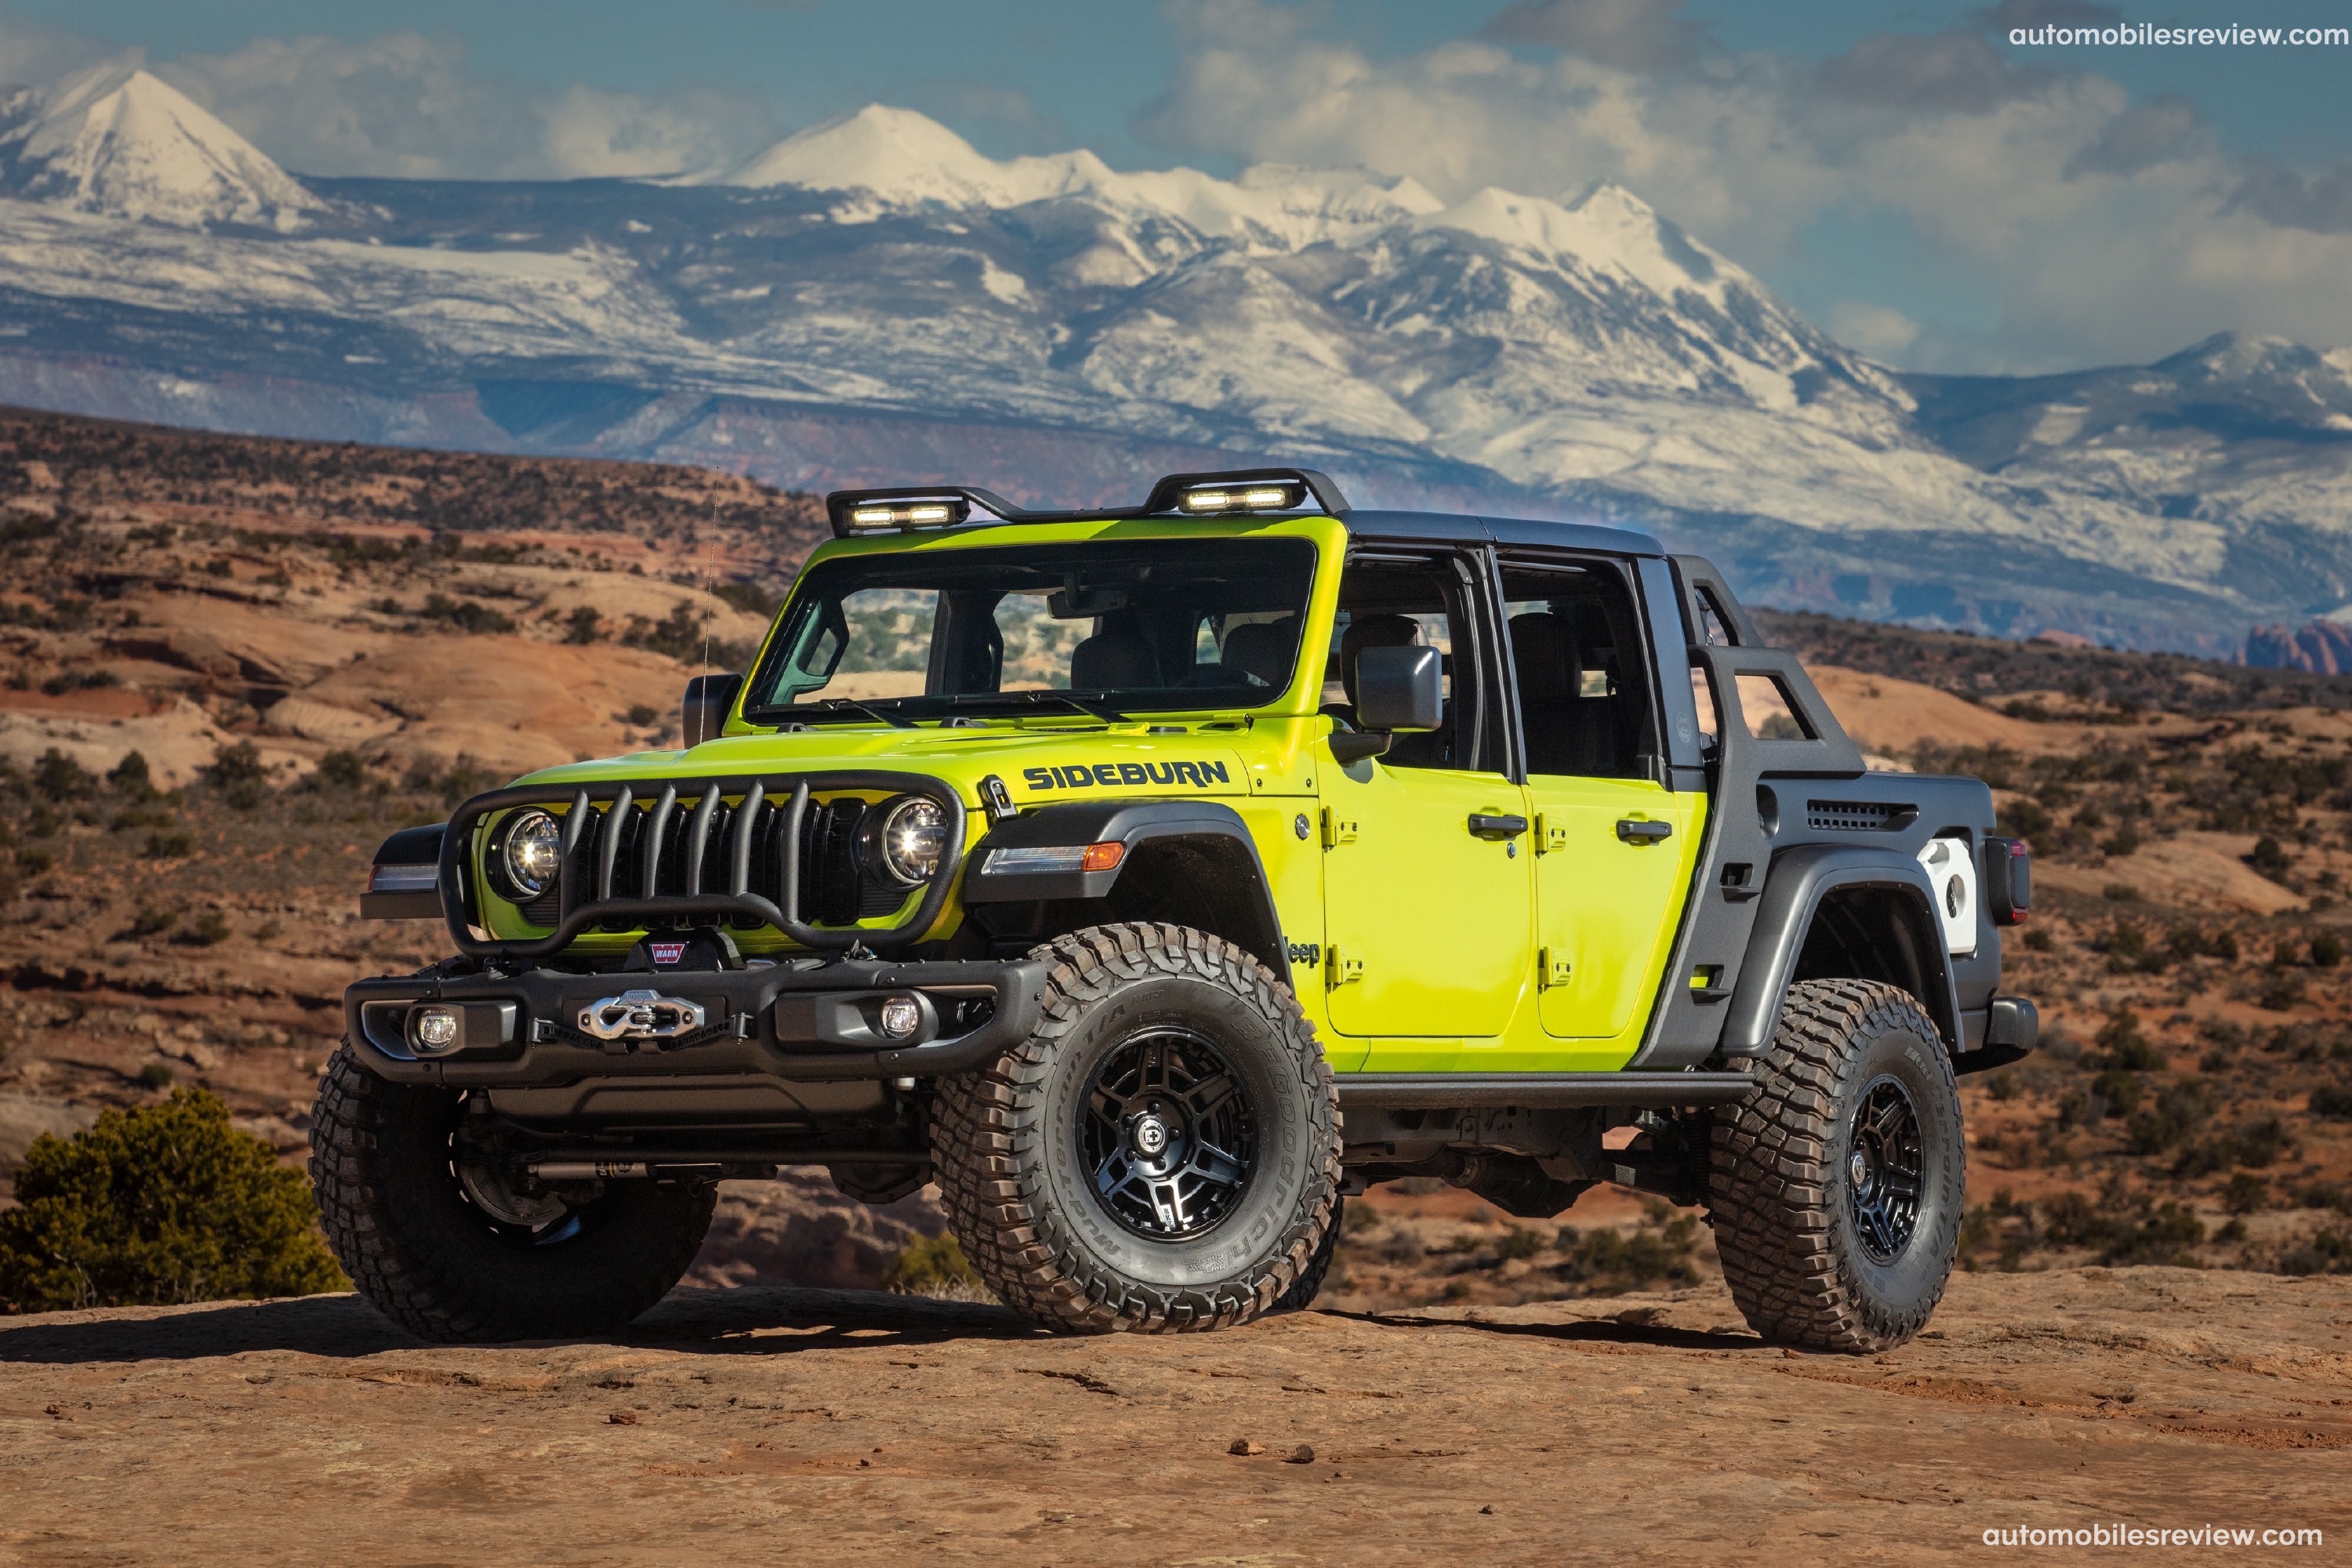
[681, 672, 744, 747]
[1355, 644, 1443, 732]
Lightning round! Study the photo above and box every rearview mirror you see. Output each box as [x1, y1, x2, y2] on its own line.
[681, 672, 744, 747]
[1354, 644, 1443, 732]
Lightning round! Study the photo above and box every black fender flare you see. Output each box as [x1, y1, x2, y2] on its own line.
[360, 822, 448, 920]
[1716, 844, 1962, 1056]
[962, 800, 1286, 970]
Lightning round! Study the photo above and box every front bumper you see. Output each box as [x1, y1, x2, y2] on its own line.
[342, 956, 1048, 1090]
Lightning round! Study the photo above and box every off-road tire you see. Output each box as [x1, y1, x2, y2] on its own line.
[1710, 979, 1964, 1353]
[1273, 1193, 1343, 1312]
[933, 923, 1341, 1333]
[310, 1044, 716, 1342]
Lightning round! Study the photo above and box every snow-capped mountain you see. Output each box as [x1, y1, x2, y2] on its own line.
[0, 93, 2342, 652]
[0, 64, 320, 229]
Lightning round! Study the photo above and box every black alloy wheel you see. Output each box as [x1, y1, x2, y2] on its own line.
[1080, 1027, 1258, 1240]
[1846, 1076, 1923, 1264]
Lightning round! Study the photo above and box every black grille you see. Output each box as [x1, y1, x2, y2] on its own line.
[517, 791, 896, 932]
[1807, 799, 1911, 832]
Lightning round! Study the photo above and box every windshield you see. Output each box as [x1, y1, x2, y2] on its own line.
[743, 537, 1318, 720]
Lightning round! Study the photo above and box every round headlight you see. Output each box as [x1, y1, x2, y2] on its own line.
[501, 809, 563, 898]
[866, 795, 946, 886]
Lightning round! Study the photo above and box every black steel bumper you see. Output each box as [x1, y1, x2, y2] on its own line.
[342, 957, 1048, 1089]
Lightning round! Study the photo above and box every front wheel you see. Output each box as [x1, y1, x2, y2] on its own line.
[932, 924, 1341, 1333]
[1709, 978, 1964, 1353]
[309, 1045, 715, 1342]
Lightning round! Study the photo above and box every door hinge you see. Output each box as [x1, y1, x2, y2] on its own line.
[1319, 806, 1359, 849]
[1327, 946, 1365, 989]
[1534, 813, 1570, 855]
[1539, 947, 1573, 989]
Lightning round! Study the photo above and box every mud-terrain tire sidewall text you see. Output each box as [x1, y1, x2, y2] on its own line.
[310, 1045, 716, 1343]
[934, 924, 1340, 1333]
[1711, 978, 1963, 1353]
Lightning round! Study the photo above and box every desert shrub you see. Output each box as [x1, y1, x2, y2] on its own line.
[145, 827, 194, 858]
[1341, 1201, 1379, 1234]
[624, 703, 659, 728]
[2249, 837, 2293, 880]
[2310, 1085, 2352, 1119]
[0, 1090, 346, 1312]
[200, 741, 271, 811]
[136, 1062, 175, 1091]
[2223, 1173, 2270, 1214]
[110, 747, 156, 799]
[174, 909, 230, 947]
[2313, 930, 2347, 968]
[16, 845, 53, 877]
[2274, 1228, 2352, 1276]
[2092, 1008, 2164, 1071]
[1496, 1225, 1544, 1261]
[2258, 971, 2306, 1011]
[562, 605, 602, 644]
[421, 593, 514, 635]
[2125, 1079, 2212, 1155]
[878, 1232, 989, 1300]
[311, 750, 369, 791]
[31, 746, 95, 800]
[2039, 1180, 2204, 1266]
[129, 904, 177, 937]
[2022, 927, 2053, 952]
[1552, 1214, 1700, 1292]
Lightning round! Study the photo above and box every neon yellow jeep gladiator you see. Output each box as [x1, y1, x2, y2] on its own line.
[315, 469, 2038, 1350]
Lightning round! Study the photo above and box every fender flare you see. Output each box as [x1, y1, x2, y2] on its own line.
[962, 800, 1286, 969]
[1716, 844, 1962, 1055]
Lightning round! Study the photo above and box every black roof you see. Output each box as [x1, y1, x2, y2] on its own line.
[1341, 509, 1665, 557]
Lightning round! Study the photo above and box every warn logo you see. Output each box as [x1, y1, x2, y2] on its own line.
[1022, 760, 1231, 793]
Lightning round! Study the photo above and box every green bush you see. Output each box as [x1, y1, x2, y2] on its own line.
[0, 1090, 347, 1312]
[878, 1232, 988, 1299]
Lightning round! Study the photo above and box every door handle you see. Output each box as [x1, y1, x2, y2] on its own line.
[1617, 818, 1673, 844]
[1468, 813, 1530, 840]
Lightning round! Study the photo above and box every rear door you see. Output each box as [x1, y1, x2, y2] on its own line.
[1318, 549, 1534, 1052]
[1499, 554, 1704, 1044]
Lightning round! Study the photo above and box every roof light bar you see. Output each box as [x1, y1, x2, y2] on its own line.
[1178, 482, 1301, 514]
[822, 468, 1349, 537]
[843, 496, 970, 532]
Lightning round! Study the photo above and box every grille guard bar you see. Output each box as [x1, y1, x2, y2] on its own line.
[437, 771, 968, 961]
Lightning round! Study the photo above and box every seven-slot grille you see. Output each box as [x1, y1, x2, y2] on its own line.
[512, 792, 904, 930]
[436, 770, 966, 960]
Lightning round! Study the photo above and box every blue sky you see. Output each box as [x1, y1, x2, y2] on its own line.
[6, 0, 2351, 372]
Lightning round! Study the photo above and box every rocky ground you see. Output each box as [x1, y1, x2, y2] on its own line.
[2, 1268, 2344, 1566]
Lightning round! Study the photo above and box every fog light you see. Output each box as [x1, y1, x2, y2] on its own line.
[412, 1006, 462, 1054]
[878, 996, 922, 1040]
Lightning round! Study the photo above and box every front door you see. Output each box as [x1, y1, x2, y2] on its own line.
[1500, 555, 1703, 1044]
[1319, 550, 1534, 1044]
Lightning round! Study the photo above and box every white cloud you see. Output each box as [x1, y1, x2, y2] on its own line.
[1829, 302, 1921, 357]
[127, 31, 779, 182]
[1135, 2, 2352, 370]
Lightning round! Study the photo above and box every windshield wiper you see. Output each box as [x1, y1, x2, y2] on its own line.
[800, 697, 919, 729]
[945, 691, 1129, 724]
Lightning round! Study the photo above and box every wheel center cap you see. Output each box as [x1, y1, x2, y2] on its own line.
[1133, 1115, 1171, 1158]
[1849, 1148, 1871, 1192]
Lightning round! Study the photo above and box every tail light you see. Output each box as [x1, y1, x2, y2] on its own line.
[1983, 836, 2031, 926]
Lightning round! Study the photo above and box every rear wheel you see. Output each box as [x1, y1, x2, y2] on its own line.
[310, 1044, 715, 1342]
[933, 923, 1340, 1333]
[1709, 978, 1964, 1353]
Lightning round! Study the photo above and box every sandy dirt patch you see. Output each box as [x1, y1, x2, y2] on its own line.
[2, 1269, 2343, 1566]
